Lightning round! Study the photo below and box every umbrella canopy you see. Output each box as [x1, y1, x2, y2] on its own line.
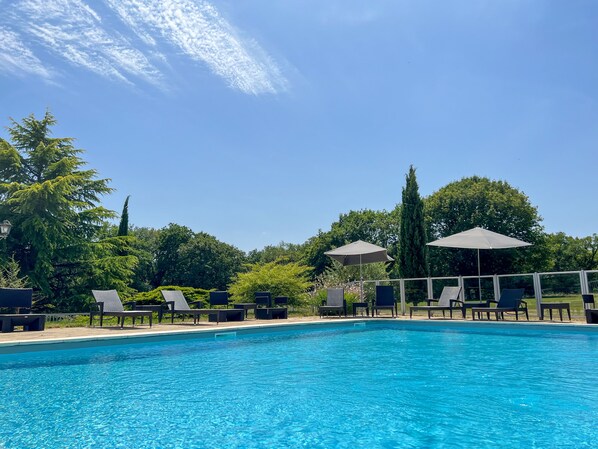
[427, 227, 532, 250]
[324, 240, 394, 266]
[427, 227, 531, 299]
[325, 240, 394, 301]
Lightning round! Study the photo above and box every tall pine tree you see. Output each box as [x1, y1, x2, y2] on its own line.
[399, 165, 428, 278]
[118, 196, 130, 236]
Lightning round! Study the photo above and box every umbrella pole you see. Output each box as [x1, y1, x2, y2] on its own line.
[360, 254, 363, 302]
[477, 248, 482, 300]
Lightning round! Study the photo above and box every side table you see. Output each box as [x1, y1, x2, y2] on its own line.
[352, 302, 369, 317]
[540, 302, 571, 321]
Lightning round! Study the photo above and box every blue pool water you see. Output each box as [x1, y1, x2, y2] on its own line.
[0, 322, 597, 448]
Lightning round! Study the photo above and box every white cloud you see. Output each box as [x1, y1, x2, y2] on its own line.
[0, 27, 52, 78]
[12, 0, 164, 86]
[0, 0, 288, 94]
[105, 0, 288, 94]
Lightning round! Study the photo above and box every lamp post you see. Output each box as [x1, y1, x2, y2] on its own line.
[0, 220, 12, 239]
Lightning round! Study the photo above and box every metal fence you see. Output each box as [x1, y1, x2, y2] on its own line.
[359, 269, 598, 317]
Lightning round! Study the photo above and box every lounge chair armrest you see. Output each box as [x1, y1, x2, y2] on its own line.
[163, 301, 175, 311]
[189, 300, 205, 308]
[450, 300, 464, 307]
[123, 301, 137, 309]
[520, 300, 528, 306]
[90, 302, 103, 313]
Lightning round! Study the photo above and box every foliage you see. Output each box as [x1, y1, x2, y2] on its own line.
[228, 260, 312, 306]
[174, 232, 245, 290]
[399, 165, 428, 278]
[131, 285, 211, 305]
[0, 112, 133, 311]
[425, 176, 544, 277]
[117, 195, 130, 237]
[302, 209, 400, 277]
[316, 259, 389, 287]
[247, 241, 303, 264]
[153, 223, 194, 286]
[0, 256, 28, 288]
[129, 226, 160, 291]
[544, 233, 598, 271]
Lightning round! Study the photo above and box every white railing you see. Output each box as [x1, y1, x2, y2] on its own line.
[358, 269, 598, 316]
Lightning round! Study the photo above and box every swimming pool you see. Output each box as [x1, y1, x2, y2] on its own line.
[0, 321, 596, 448]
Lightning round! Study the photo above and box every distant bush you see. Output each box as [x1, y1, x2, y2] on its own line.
[228, 260, 312, 307]
[131, 285, 211, 305]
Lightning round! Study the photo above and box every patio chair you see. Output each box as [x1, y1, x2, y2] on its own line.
[319, 288, 347, 318]
[471, 288, 528, 321]
[409, 286, 464, 319]
[0, 287, 46, 333]
[582, 294, 598, 324]
[373, 285, 396, 318]
[90, 290, 152, 328]
[254, 291, 272, 308]
[582, 294, 595, 310]
[209, 291, 230, 308]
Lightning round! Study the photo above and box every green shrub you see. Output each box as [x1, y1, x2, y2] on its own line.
[228, 260, 312, 306]
[131, 285, 211, 305]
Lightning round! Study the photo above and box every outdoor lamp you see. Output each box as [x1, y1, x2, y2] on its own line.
[0, 220, 12, 239]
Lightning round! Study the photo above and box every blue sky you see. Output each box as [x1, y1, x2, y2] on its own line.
[1, 0, 597, 252]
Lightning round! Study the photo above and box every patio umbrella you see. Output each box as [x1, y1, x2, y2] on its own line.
[427, 227, 531, 299]
[324, 240, 394, 300]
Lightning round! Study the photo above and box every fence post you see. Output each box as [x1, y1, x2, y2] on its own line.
[427, 277, 433, 300]
[493, 275, 500, 301]
[533, 273, 543, 318]
[580, 270, 589, 294]
[458, 276, 464, 301]
[399, 278, 406, 315]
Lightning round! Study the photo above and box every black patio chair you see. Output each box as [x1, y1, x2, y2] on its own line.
[319, 288, 347, 318]
[373, 285, 396, 318]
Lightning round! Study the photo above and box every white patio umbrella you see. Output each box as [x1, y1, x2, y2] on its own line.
[324, 240, 394, 300]
[427, 227, 531, 299]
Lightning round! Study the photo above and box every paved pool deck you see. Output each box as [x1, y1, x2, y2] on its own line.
[0, 313, 589, 346]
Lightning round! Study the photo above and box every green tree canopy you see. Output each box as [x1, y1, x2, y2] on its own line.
[0, 112, 124, 309]
[302, 209, 400, 276]
[399, 165, 427, 278]
[228, 260, 312, 306]
[425, 176, 544, 276]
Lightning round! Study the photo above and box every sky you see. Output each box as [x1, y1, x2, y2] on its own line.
[1, 0, 597, 252]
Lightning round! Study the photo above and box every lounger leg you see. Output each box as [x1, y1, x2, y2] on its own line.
[100, 313, 103, 327]
[149, 314, 153, 327]
[567, 308, 571, 320]
[549, 309, 553, 320]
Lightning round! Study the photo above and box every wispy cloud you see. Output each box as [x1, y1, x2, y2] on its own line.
[0, 0, 287, 94]
[0, 27, 52, 79]
[106, 0, 287, 95]
[13, 0, 163, 87]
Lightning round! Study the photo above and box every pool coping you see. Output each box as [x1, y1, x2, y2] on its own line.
[1, 317, 596, 354]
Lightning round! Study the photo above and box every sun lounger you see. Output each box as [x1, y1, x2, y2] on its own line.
[409, 286, 464, 319]
[471, 288, 528, 321]
[161, 290, 243, 324]
[90, 290, 152, 328]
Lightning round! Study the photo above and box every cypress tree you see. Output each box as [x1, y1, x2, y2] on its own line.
[117, 196, 130, 237]
[399, 165, 428, 278]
